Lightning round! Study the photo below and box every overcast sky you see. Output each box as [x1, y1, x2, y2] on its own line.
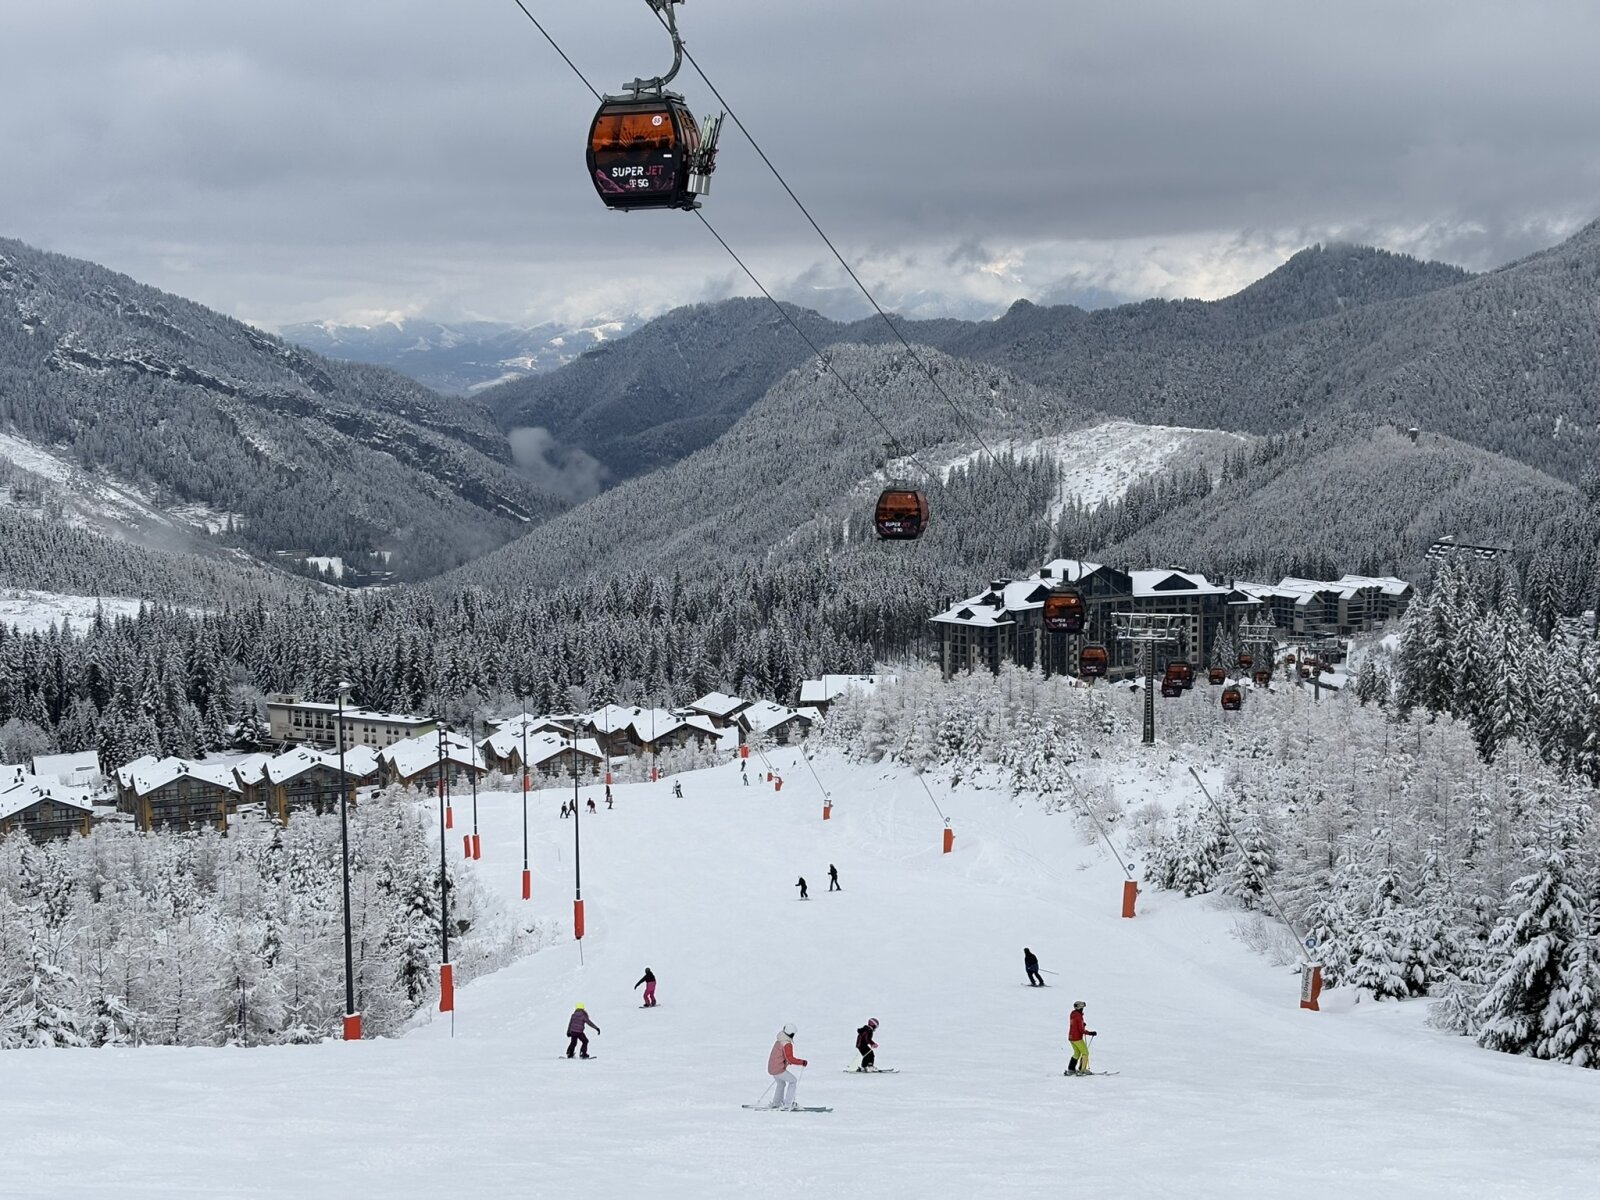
[4, 1, 1599, 330]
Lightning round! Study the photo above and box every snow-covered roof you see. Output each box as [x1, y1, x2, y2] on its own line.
[522, 731, 604, 767]
[585, 704, 638, 735]
[115, 754, 159, 789]
[127, 757, 243, 798]
[798, 674, 894, 705]
[262, 747, 348, 785]
[681, 714, 722, 737]
[342, 746, 381, 779]
[628, 708, 684, 742]
[1335, 574, 1412, 596]
[1033, 559, 1107, 585]
[929, 594, 1017, 628]
[1129, 569, 1230, 598]
[380, 732, 484, 780]
[30, 750, 100, 782]
[230, 752, 276, 786]
[0, 774, 94, 822]
[740, 701, 812, 734]
[488, 712, 577, 737]
[688, 692, 748, 718]
[265, 699, 433, 727]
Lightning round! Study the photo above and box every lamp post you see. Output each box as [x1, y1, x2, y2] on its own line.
[519, 697, 531, 901]
[336, 681, 360, 1040]
[468, 716, 481, 860]
[572, 724, 584, 941]
[436, 722, 454, 1014]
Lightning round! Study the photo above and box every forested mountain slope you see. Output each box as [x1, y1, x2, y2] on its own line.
[479, 244, 1471, 490]
[0, 239, 568, 580]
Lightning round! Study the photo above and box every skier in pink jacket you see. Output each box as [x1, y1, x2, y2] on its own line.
[766, 1025, 809, 1109]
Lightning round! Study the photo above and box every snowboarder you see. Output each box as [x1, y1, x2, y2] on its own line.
[673, 780, 683, 799]
[635, 967, 657, 1007]
[796, 876, 809, 900]
[566, 1003, 600, 1058]
[586, 798, 597, 814]
[828, 864, 841, 892]
[766, 1024, 809, 1109]
[854, 1018, 880, 1071]
[1024, 947, 1044, 987]
[1066, 1001, 1096, 1074]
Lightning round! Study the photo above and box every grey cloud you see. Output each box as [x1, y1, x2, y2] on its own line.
[507, 427, 610, 504]
[2, 0, 1598, 328]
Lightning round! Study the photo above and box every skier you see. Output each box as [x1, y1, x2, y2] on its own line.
[1066, 1000, 1096, 1075]
[605, 785, 614, 809]
[586, 797, 597, 814]
[1024, 947, 1044, 987]
[854, 1017, 880, 1071]
[766, 1024, 809, 1109]
[560, 801, 569, 820]
[742, 765, 749, 786]
[673, 780, 683, 799]
[796, 876, 809, 900]
[828, 864, 841, 892]
[566, 1003, 600, 1058]
[635, 967, 657, 1007]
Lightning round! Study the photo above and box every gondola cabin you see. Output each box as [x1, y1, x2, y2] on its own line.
[1164, 661, 1195, 690]
[1220, 686, 1243, 711]
[588, 97, 705, 211]
[874, 488, 930, 540]
[1160, 678, 1185, 699]
[1253, 669, 1272, 687]
[1237, 651, 1254, 669]
[1207, 667, 1227, 685]
[1299, 664, 1312, 679]
[1078, 644, 1109, 678]
[1042, 589, 1086, 633]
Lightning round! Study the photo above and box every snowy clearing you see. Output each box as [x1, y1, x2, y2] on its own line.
[7, 749, 1595, 1198]
[885, 420, 1249, 518]
[0, 589, 147, 634]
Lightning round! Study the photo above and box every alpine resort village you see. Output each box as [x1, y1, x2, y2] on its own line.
[1, 3, 1598, 1198]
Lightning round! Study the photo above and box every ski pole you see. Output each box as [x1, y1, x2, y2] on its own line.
[1041, 969, 1060, 976]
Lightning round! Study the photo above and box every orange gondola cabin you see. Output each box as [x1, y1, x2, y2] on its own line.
[1237, 651, 1255, 669]
[588, 97, 707, 211]
[874, 488, 930, 540]
[1220, 686, 1244, 711]
[1164, 661, 1195, 691]
[1207, 667, 1227, 685]
[1042, 588, 1086, 634]
[1078, 644, 1109, 678]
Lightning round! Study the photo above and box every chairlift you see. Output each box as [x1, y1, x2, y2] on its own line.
[1042, 588, 1086, 634]
[874, 488, 930, 540]
[587, 1, 723, 212]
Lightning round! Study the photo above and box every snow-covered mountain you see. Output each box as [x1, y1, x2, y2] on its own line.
[282, 316, 643, 395]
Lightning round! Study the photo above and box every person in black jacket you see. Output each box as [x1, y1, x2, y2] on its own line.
[796, 876, 809, 900]
[1024, 947, 1044, 987]
[854, 1018, 880, 1071]
[828, 864, 841, 892]
[634, 967, 657, 1007]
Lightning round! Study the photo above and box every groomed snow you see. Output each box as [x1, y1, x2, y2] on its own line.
[7, 750, 1596, 1198]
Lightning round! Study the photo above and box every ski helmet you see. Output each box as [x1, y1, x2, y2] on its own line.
[1072, 1000, 1086, 1010]
[781, 1024, 796, 1038]
[576, 1003, 586, 1010]
[867, 1018, 879, 1029]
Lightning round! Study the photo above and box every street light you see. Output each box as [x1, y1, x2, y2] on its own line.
[336, 681, 360, 1040]
[436, 721, 454, 1015]
[519, 696, 531, 901]
[572, 723, 585, 941]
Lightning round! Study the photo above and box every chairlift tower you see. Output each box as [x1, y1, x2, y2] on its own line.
[1112, 612, 1184, 746]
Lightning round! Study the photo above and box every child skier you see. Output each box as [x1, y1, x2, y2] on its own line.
[1065, 1000, 1096, 1074]
[1024, 947, 1044, 987]
[566, 1003, 600, 1058]
[635, 967, 657, 1007]
[766, 1024, 809, 1109]
[854, 1017, 880, 1071]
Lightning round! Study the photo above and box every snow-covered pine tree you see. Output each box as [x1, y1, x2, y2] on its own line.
[1475, 820, 1587, 1060]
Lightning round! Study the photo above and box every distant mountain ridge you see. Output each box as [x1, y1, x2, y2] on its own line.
[282, 315, 643, 395]
[0, 237, 573, 582]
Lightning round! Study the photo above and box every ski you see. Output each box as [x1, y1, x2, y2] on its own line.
[742, 1104, 833, 1112]
[560, 1056, 599, 1061]
[843, 1068, 899, 1074]
[1063, 1070, 1118, 1076]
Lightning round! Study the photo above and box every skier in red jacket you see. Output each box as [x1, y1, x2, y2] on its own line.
[766, 1025, 809, 1109]
[1066, 1001, 1096, 1075]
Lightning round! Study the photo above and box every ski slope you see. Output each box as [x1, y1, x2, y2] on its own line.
[9, 751, 1598, 1199]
